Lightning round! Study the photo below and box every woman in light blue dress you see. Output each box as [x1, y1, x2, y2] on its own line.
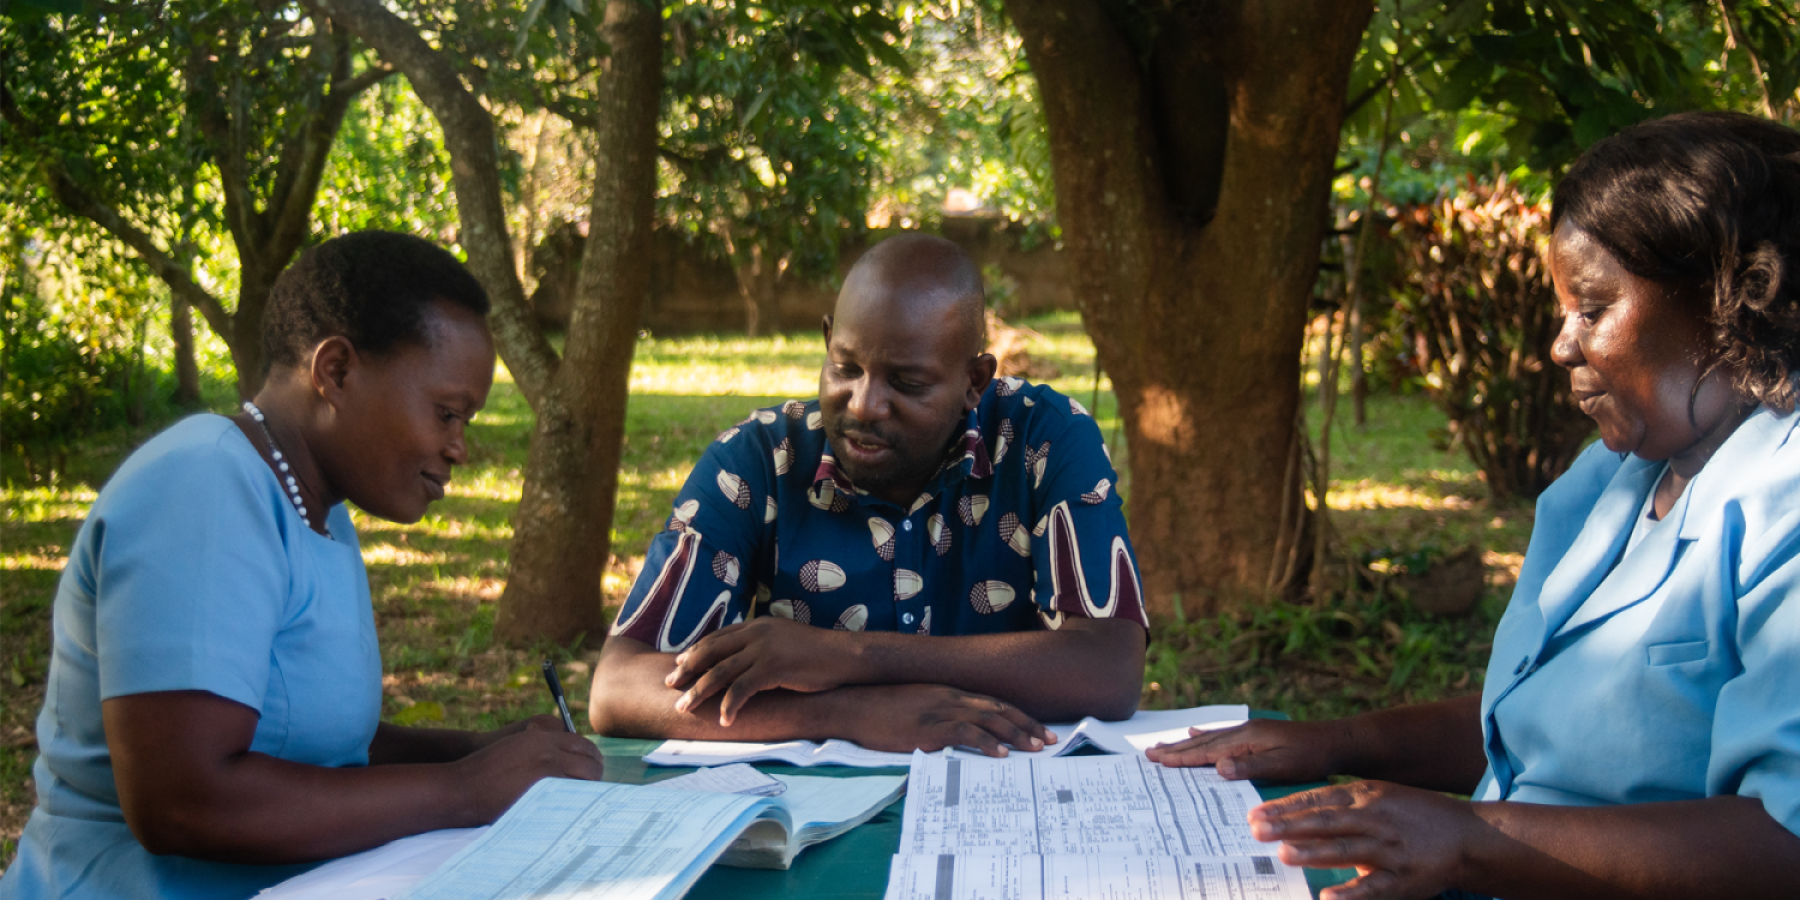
[1150, 112, 1800, 899]
[0, 232, 604, 900]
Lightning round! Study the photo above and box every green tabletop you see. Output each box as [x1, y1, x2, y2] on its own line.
[593, 716, 1356, 899]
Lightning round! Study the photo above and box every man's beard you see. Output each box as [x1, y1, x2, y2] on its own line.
[825, 417, 958, 495]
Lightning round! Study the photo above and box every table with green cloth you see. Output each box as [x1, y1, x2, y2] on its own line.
[591, 719, 1356, 899]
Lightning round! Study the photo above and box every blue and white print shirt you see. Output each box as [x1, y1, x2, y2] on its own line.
[610, 377, 1150, 651]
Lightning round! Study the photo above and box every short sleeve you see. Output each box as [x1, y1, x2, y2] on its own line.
[90, 429, 291, 713]
[610, 429, 769, 652]
[1708, 512, 1800, 835]
[1025, 404, 1149, 629]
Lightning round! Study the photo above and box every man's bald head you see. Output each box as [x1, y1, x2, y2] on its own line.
[818, 234, 997, 506]
[836, 234, 986, 358]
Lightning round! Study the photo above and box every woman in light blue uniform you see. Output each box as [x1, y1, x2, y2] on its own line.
[0, 232, 604, 899]
[1149, 112, 1800, 899]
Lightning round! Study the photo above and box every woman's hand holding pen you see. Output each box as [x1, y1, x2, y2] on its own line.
[452, 723, 606, 824]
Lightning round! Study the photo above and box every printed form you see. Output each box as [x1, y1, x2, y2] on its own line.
[395, 779, 770, 900]
[889, 752, 1309, 900]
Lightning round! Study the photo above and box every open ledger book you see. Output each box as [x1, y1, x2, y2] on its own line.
[644, 704, 1250, 768]
[258, 768, 904, 900]
[883, 750, 1310, 900]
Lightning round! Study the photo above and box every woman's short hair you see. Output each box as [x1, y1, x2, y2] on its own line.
[261, 231, 489, 371]
[1552, 111, 1800, 411]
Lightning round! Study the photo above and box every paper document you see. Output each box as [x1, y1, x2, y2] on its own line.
[885, 853, 1309, 900]
[901, 751, 1265, 856]
[1006, 704, 1250, 760]
[645, 737, 915, 768]
[643, 704, 1250, 769]
[395, 779, 769, 900]
[262, 772, 905, 900]
[888, 752, 1309, 900]
[256, 828, 488, 900]
[651, 763, 787, 796]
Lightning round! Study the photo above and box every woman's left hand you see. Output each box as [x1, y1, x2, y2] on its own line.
[1250, 780, 1479, 900]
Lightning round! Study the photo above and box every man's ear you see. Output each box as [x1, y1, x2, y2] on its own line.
[821, 314, 833, 346]
[309, 336, 357, 408]
[966, 352, 997, 409]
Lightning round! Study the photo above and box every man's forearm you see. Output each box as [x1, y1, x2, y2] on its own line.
[841, 620, 1145, 722]
[591, 641, 860, 741]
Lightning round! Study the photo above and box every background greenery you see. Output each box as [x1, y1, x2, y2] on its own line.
[6, 0, 1798, 872]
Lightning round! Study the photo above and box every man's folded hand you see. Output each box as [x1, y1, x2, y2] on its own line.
[666, 617, 869, 725]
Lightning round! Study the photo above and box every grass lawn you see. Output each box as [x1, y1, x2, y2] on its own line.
[0, 311, 1533, 865]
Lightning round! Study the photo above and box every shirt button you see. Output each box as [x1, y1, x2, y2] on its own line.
[902, 520, 914, 531]
[1513, 657, 1530, 675]
[903, 613, 915, 624]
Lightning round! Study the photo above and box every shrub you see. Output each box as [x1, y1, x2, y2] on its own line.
[0, 245, 162, 482]
[1384, 178, 1592, 502]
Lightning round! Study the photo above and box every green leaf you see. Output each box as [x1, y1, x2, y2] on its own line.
[390, 701, 446, 726]
[516, 0, 552, 56]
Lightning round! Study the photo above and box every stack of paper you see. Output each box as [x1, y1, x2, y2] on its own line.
[884, 751, 1310, 900]
[650, 763, 787, 796]
[643, 704, 1250, 768]
[257, 772, 905, 900]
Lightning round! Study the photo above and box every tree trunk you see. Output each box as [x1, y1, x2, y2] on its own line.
[315, 0, 557, 410]
[495, 0, 663, 644]
[229, 263, 277, 398]
[169, 292, 202, 407]
[319, 0, 651, 647]
[1004, 0, 1372, 619]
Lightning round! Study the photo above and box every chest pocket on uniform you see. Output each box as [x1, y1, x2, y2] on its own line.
[1646, 639, 1709, 666]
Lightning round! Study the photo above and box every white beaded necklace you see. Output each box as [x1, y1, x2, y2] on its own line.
[242, 400, 332, 539]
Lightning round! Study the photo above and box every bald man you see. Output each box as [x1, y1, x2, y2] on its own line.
[589, 234, 1149, 756]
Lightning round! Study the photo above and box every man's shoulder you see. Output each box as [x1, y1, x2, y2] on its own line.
[702, 398, 830, 479]
[978, 378, 1099, 439]
[711, 399, 826, 446]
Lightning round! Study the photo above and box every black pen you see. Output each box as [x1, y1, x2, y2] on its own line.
[542, 659, 578, 733]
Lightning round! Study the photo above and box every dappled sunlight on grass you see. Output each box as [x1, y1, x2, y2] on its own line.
[2, 552, 67, 572]
[1327, 479, 1477, 511]
[451, 469, 525, 502]
[361, 544, 467, 568]
[3, 487, 97, 523]
[631, 333, 822, 397]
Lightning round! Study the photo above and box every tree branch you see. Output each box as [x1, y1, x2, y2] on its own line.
[0, 80, 233, 340]
[1715, 0, 1777, 119]
[311, 0, 559, 410]
[334, 63, 397, 98]
[184, 34, 262, 266]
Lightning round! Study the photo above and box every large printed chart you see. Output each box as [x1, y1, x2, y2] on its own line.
[885, 854, 1308, 900]
[889, 753, 1309, 900]
[901, 752, 1264, 856]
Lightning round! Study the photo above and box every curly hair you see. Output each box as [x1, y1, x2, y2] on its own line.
[1552, 111, 1800, 412]
[261, 231, 489, 371]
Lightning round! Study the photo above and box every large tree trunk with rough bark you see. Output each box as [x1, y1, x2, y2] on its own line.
[322, 0, 661, 645]
[1003, 0, 1371, 620]
[497, 0, 663, 644]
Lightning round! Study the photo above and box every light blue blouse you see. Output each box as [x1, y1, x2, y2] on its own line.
[1475, 406, 1800, 834]
[0, 415, 383, 899]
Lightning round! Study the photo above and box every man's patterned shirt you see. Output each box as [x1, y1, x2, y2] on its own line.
[610, 377, 1150, 651]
